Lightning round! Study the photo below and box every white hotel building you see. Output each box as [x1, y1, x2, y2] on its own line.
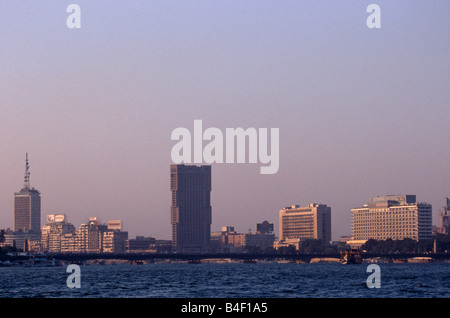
[351, 195, 432, 241]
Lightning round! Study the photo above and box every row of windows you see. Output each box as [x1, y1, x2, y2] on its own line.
[353, 222, 419, 226]
[355, 235, 419, 240]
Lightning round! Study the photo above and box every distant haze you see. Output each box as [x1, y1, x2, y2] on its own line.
[1, 1, 449, 240]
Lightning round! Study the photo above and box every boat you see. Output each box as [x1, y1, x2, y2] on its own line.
[407, 257, 433, 263]
[28, 254, 60, 266]
[310, 257, 340, 263]
[393, 258, 407, 263]
[340, 249, 363, 264]
[200, 258, 231, 264]
[242, 259, 257, 264]
[276, 259, 293, 264]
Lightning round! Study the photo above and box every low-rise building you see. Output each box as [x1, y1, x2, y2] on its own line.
[128, 236, 156, 252]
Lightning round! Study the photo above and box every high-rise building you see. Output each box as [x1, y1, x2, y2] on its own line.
[170, 164, 212, 253]
[54, 218, 127, 253]
[41, 214, 75, 252]
[61, 233, 78, 253]
[437, 198, 450, 234]
[351, 195, 432, 241]
[14, 154, 41, 234]
[102, 220, 128, 253]
[102, 231, 128, 253]
[279, 204, 332, 242]
[76, 217, 108, 253]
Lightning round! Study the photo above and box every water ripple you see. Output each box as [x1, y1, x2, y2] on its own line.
[0, 262, 448, 298]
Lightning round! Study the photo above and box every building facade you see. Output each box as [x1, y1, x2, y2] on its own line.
[41, 215, 76, 253]
[257, 221, 274, 234]
[102, 220, 128, 253]
[244, 232, 275, 250]
[61, 233, 78, 253]
[279, 204, 332, 243]
[128, 236, 156, 253]
[1, 154, 43, 252]
[14, 188, 41, 233]
[211, 226, 244, 252]
[1, 229, 40, 251]
[76, 217, 108, 253]
[170, 164, 212, 253]
[14, 154, 41, 234]
[351, 195, 432, 241]
[211, 225, 275, 253]
[102, 230, 128, 253]
[437, 198, 450, 234]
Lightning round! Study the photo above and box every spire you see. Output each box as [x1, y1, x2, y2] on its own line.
[24, 153, 30, 189]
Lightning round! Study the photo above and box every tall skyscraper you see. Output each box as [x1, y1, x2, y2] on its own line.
[14, 154, 41, 233]
[170, 164, 212, 253]
[351, 195, 432, 241]
[279, 203, 332, 242]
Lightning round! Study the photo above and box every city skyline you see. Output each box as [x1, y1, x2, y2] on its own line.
[0, 155, 446, 243]
[1, 1, 449, 241]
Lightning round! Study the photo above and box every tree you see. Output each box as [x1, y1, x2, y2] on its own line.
[435, 233, 450, 252]
[362, 239, 379, 253]
[244, 245, 262, 254]
[277, 245, 297, 255]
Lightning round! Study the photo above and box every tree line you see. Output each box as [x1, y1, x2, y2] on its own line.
[244, 234, 450, 255]
[361, 233, 450, 254]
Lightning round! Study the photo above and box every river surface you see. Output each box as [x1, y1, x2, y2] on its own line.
[0, 262, 448, 298]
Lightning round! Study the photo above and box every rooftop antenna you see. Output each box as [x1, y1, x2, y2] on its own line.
[24, 153, 30, 189]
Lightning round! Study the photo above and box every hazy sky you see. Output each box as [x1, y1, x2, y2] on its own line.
[1, 1, 449, 240]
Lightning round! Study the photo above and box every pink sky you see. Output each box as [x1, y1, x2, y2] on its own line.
[1, 1, 449, 240]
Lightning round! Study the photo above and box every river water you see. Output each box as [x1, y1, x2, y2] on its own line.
[0, 262, 448, 298]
